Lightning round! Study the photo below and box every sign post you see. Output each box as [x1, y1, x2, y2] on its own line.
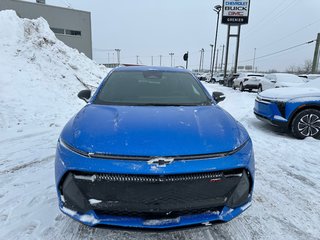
[222, 0, 250, 78]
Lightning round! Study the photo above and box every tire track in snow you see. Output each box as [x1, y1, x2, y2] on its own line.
[0, 130, 52, 144]
[0, 155, 54, 174]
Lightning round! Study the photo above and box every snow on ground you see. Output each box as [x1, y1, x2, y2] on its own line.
[0, 10, 320, 240]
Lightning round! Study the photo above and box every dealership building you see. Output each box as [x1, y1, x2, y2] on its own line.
[0, 0, 92, 59]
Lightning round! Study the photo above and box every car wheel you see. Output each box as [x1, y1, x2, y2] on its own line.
[291, 109, 320, 139]
[232, 84, 236, 90]
[239, 83, 244, 92]
[258, 85, 263, 93]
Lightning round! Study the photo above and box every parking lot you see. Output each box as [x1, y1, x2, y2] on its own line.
[1, 81, 319, 240]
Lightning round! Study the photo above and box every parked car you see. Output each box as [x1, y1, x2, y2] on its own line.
[298, 74, 320, 82]
[258, 73, 305, 92]
[224, 73, 240, 87]
[207, 72, 224, 83]
[233, 73, 264, 91]
[254, 78, 320, 139]
[194, 72, 208, 81]
[55, 66, 255, 229]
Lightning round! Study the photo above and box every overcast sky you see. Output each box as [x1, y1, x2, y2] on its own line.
[31, 0, 320, 72]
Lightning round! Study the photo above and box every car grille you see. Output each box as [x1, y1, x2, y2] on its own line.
[88, 172, 225, 183]
[60, 169, 251, 219]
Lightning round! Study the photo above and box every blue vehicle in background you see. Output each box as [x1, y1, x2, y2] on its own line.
[254, 80, 320, 139]
[55, 66, 255, 229]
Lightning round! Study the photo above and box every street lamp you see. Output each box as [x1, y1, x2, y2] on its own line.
[209, 44, 214, 76]
[115, 49, 121, 66]
[211, 5, 222, 78]
[253, 48, 256, 72]
[169, 52, 174, 67]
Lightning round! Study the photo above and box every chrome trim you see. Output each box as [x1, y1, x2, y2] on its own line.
[75, 172, 226, 183]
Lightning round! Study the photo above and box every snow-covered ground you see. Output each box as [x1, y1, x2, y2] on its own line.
[0, 10, 320, 240]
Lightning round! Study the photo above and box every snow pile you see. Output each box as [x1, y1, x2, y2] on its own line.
[0, 10, 109, 130]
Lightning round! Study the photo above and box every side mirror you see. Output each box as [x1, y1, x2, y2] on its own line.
[212, 91, 226, 103]
[78, 89, 91, 103]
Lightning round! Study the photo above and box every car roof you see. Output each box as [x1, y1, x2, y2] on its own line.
[113, 66, 189, 73]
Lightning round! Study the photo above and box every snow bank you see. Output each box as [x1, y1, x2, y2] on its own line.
[0, 10, 109, 129]
[0, 9, 24, 43]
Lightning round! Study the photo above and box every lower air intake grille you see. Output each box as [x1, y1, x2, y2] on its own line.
[61, 169, 250, 218]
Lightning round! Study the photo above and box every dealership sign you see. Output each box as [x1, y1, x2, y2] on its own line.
[222, 0, 250, 25]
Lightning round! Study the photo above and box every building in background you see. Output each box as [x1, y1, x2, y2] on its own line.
[0, 0, 92, 59]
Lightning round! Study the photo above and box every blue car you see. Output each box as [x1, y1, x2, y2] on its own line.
[254, 86, 320, 139]
[55, 66, 255, 229]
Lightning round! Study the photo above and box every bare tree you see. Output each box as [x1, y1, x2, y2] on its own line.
[303, 60, 313, 74]
[267, 69, 278, 73]
[286, 65, 296, 74]
[285, 59, 313, 74]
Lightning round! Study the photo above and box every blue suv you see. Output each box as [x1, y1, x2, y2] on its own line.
[55, 66, 255, 229]
[254, 87, 320, 139]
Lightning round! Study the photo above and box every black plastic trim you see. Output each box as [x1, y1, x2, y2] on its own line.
[276, 102, 286, 118]
[254, 112, 288, 129]
[59, 139, 249, 161]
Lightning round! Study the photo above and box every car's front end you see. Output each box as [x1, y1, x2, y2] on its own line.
[55, 67, 255, 229]
[254, 95, 289, 128]
[254, 87, 320, 131]
[55, 136, 254, 229]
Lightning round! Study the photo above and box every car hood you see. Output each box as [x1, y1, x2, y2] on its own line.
[274, 82, 303, 88]
[61, 104, 249, 157]
[259, 87, 320, 101]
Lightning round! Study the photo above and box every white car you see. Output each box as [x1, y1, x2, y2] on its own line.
[195, 72, 209, 81]
[303, 77, 320, 88]
[232, 72, 264, 91]
[208, 72, 224, 83]
[298, 74, 320, 82]
[258, 73, 305, 92]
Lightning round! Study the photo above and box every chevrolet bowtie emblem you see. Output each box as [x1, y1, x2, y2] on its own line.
[147, 157, 174, 167]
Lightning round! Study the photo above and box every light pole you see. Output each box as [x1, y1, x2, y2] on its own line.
[115, 49, 121, 66]
[211, 5, 222, 77]
[220, 44, 225, 71]
[215, 48, 219, 72]
[253, 48, 256, 72]
[169, 52, 174, 67]
[199, 48, 204, 72]
[210, 44, 214, 75]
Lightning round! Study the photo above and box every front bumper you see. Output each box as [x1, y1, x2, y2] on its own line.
[55, 140, 254, 229]
[254, 98, 288, 129]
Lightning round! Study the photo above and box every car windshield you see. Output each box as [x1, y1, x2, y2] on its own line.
[94, 70, 211, 106]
